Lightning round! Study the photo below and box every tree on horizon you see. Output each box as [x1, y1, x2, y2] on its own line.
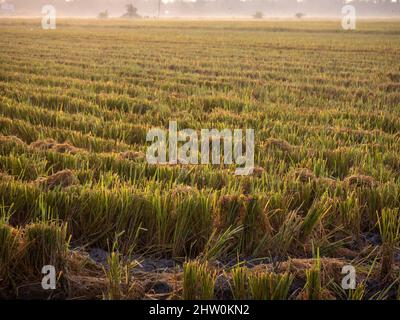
[122, 3, 141, 18]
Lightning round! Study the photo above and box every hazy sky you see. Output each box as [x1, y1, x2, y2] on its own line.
[1, 0, 399, 17]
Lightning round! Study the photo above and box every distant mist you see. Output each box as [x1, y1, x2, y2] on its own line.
[1, 0, 399, 18]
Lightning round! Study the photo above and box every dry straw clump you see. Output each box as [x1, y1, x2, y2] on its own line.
[277, 257, 344, 283]
[252, 166, 266, 177]
[264, 138, 293, 153]
[288, 168, 316, 183]
[52, 143, 82, 154]
[30, 138, 59, 150]
[318, 177, 338, 189]
[34, 169, 78, 190]
[30, 139, 83, 155]
[119, 151, 145, 161]
[0, 135, 25, 146]
[0, 170, 14, 182]
[344, 174, 376, 188]
[171, 185, 196, 197]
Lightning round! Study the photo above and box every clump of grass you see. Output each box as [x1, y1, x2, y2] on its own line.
[248, 271, 293, 300]
[201, 225, 243, 261]
[324, 147, 355, 179]
[239, 196, 269, 255]
[173, 194, 212, 257]
[339, 192, 362, 238]
[377, 208, 400, 283]
[104, 250, 123, 300]
[0, 215, 20, 283]
[217, 195, 243, 230]
[300, 195, 331, 242]
[304, 248, 321, 300]
[183, 260, 216, 300]
[23, 221, 69, 276]
[183, 260, 198, 300]
[103, 243, 137, 300]
[267, 209, 302, 256]
[230, 266, 248, 300]
[198, 263, 217, 300]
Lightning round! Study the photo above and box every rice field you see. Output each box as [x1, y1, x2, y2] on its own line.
[0, 18, 400, 300]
